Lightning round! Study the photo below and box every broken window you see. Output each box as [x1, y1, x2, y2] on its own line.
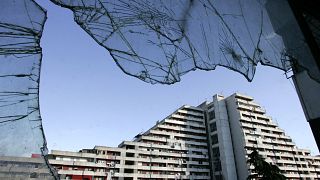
[49, 0, 293, 84]
[1, 0, 319, 179]
[0, 0, 57, 179]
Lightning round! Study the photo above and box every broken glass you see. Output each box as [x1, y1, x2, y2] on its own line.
[50, 0, 294, 84]
[0, 0, 57, 179]
[265, 0, 320, 83]
[1, 0, 319, 179]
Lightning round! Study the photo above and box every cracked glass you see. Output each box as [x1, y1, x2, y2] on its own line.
[50, 0, 293, 84]
[0, 0, 318, 179]
[0, 0, 56, 179]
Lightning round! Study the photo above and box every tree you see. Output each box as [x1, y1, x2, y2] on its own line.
[247, 149, 286, 180]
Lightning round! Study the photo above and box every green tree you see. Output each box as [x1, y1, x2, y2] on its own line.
[247, 149, 286, 180]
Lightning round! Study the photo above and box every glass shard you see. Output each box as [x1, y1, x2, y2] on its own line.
[0, 0, 57, 179]
[50, 0, 292, 84]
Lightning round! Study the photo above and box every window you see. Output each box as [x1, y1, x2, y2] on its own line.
[125, 161, 135, 165]
[124, 169, 134, 173]
[126, 152, 134, 157]
[211, 134, 218, 144]
[30, 172, 38, 178]
[214, 161, 222, 171]
[208, 111, 215, 120]
[126, 145, 135, 149]
[207, 104, 214, 110]
[210, 122, 217, 132]
[212, 147, 220, 157]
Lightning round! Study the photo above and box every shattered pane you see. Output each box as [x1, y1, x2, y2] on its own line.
[50, 0, 293, 84]
[0, 0, 56, 179]
[265, 0, 320, 83]
[0, 0, 318, 178]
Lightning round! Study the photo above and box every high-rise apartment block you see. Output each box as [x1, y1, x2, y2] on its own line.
[202, 94, 320, 179]
[49, 105, 210, 180]
[48, 93, 320, 180]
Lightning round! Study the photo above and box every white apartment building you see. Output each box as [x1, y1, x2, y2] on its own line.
[48, 93, 320, 180]
[49, 105, 211, 180]
[202, 93, 320, 180]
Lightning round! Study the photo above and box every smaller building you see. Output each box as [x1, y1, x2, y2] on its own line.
[48, 147, 121, 180]
[0, 155, 54, 180]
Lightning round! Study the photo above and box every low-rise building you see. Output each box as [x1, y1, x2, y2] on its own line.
[0, 155, 54, 180]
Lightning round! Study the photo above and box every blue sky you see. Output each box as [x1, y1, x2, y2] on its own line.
[37, 0, 318, 154]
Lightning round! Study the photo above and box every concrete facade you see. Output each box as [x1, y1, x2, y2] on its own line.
[0, 156, 54, 180]
[49, 106, 210, 180]
[48, 93, 320, 180]
[206, 93, 320, 179]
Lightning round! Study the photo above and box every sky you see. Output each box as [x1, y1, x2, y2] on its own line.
[36, 0, 318, 155]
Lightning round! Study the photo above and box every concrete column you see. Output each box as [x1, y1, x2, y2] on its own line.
[214, 95, 237, 180]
